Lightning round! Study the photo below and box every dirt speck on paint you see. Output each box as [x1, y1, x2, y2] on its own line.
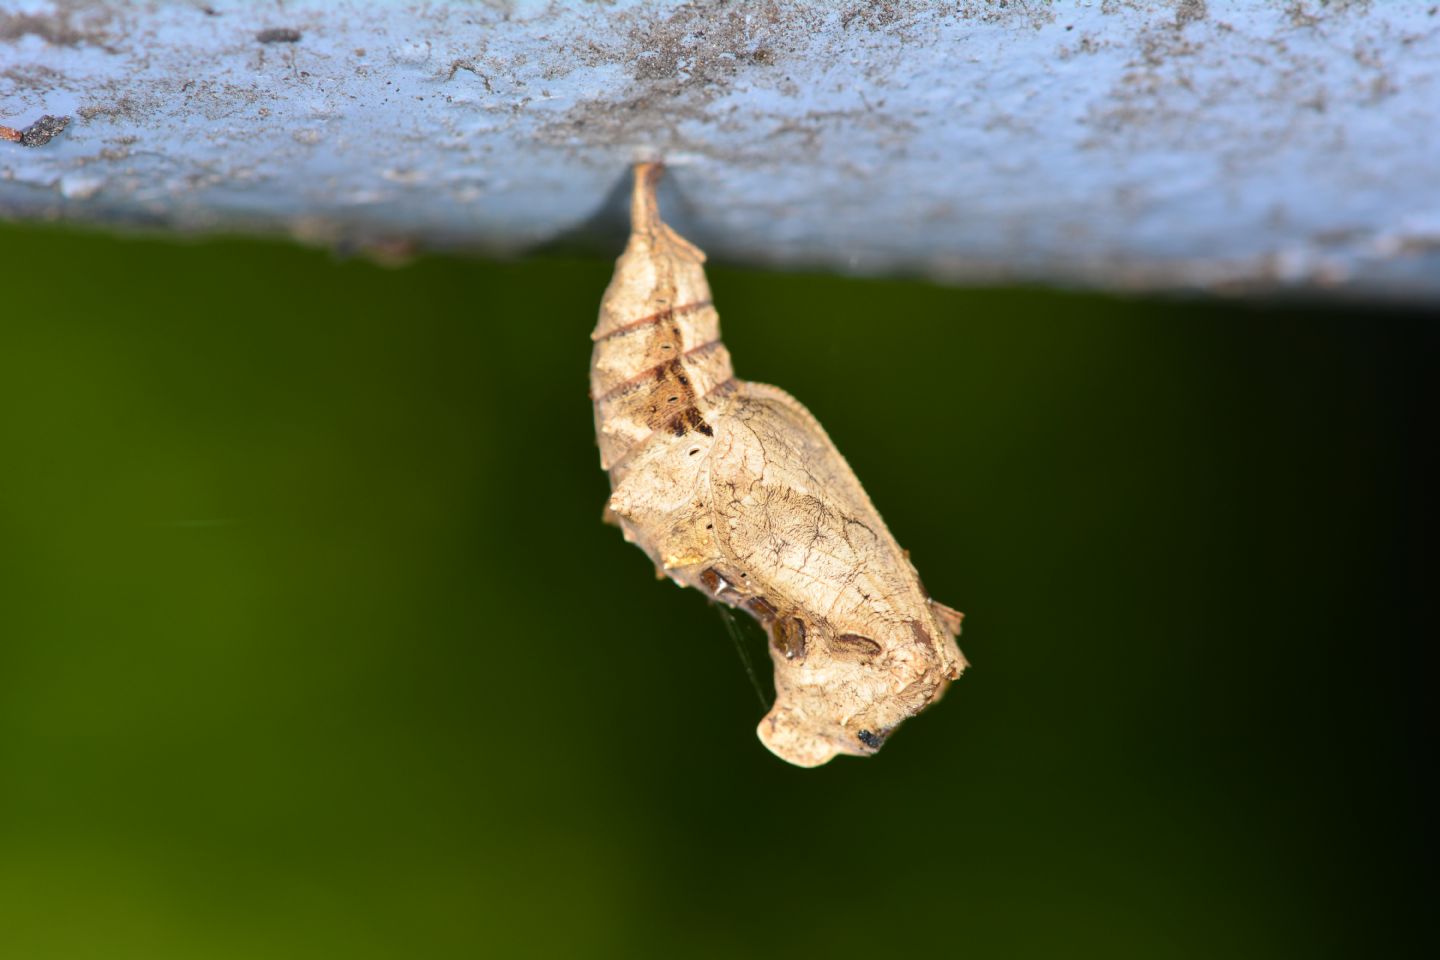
[256, 28, 302, 44]
[446, 59, 493, 91]
[0, 5, 116, 47]
[1175, 0, 1208, 27]
[77, 97, 141, 122]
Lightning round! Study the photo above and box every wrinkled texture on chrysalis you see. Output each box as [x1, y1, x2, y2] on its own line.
[591, 163, 966, 767]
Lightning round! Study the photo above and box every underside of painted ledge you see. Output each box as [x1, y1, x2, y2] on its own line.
[3, 1, 1438, 299]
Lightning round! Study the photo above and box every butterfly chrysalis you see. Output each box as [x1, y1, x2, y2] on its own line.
[591, 163, 965, 767]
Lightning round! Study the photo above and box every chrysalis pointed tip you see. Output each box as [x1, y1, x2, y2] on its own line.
[630, 162, 664, 234]
[627, 161, 704, 262]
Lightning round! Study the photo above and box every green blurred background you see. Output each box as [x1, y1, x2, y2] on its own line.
[0, 222, 1429, 959]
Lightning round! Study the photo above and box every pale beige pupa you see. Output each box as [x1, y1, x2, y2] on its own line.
[591, 163, 965, 767]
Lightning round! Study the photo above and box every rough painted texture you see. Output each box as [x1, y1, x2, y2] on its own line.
[593, 165, 965, 767]
[2, 0, 1438, 296]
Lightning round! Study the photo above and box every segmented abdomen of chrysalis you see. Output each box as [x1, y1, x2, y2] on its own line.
[590, 164, 735, 480]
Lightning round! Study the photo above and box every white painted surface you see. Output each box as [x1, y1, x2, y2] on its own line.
[2, 1, 1438, 297]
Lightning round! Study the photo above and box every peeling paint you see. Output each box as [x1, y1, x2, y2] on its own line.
[2, 113, 71, 147]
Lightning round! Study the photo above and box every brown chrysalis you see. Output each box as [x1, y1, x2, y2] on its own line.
[591, 163, 965, 767]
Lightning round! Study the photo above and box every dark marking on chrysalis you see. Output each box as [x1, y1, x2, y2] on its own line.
[857, 729, 884, 749]
[593, 299, 712, 343]
[746, 596, 778, 623]
[700, 567, 731, 596]
[909, 621, 934, 650]
[831, 633, 883, 659]
[772, 616, 807, 660]
[667, 405, 712, 437]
